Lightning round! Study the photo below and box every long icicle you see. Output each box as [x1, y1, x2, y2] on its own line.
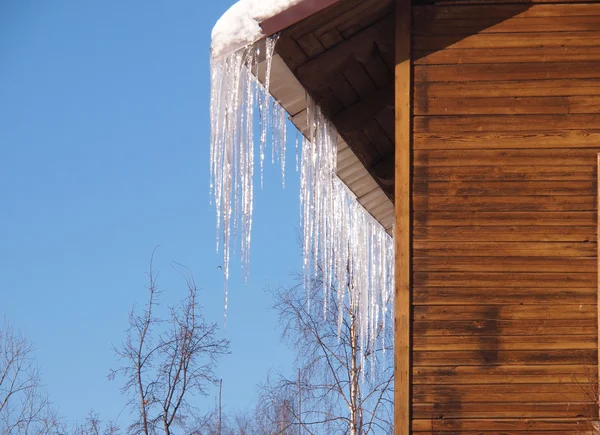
[210, 37, 394, 372]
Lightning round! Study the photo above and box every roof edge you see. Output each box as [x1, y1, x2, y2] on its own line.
[260, 0, 342, 36]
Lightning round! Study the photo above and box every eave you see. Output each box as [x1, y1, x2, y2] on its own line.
[213, 0, 395, 234]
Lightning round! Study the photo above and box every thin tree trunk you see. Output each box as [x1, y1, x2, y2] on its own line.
[349, 295, 358, 435]
[218, 379, 222, 435]
[298, 369, 301, 435]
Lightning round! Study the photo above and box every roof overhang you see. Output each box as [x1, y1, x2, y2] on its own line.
[212, 0, 395, 234]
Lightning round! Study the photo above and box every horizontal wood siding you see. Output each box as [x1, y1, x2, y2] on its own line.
[410, 2, 600, 432]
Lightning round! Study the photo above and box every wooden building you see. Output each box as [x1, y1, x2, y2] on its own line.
[217, 0, 600, 432]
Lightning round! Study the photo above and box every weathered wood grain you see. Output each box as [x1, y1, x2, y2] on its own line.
[413, 364, 594, 384]
[415, 80, 600, 98]
[413, 319, 598, 336]
[413, 402, 596, 419]
[413, 286, 596, 305]
[413, 350, 597, 366]
[395, 1, 411, 434]
[408, 2, 600, 430]
[413, 271, 597, 287]
[414, 240, 596, 254]
[414, 165, 596, 181]
[415, 46, 600, 64]
[412, 418, 596, 432]
[413, 149, 600, 166]
[413, 335, 597, 351]
[414, 131, 600, 149]
[412, 196, 597, 212]
[413, 304, 597, 321]
[413, 3, 600, 21]
[413, 181, 597, 196]
[413, 257, 596, 273]
[415, 15, 600, 35]
[414, 114, 600, 133]
[414, 33, 600, 51]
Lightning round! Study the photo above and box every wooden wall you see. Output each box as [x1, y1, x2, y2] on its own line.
[409, 2, 600, 432]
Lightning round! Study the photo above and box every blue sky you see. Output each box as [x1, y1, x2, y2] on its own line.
[1, 0, 301, 426]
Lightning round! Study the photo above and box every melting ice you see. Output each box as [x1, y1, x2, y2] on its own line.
[210, 36, 394, 367]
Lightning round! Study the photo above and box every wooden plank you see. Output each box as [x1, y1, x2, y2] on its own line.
[343, 61, 376, 99]
[317, 27, 343, 50]
[328, 77, 359, 108]
[414, 165, 596, 181]
[415, 62, 600, 83]
[363, 52, 393, 88]
[333, 84, 393, 134]
[414, 114, 600, 133]
[412, 196, 596, 212]
[413, 226, 596, 242]
[275, 35, 309, 71]
[412, 431, 595, 435]
[415, 96, 569, 116]
[413, 364, 594, 384]
[414, 335, 597, 351]
[413, 181, 597, 196]
[414, 15, 600, 35]
[597, 153, 600, 419]
[414, 257, 596, 273]
[296, 32, 325, 58]
[412, 418, 595, 432]
[415, 80, 600, 99]
[413, 149, 600, 166]
[414, 241, 597, 257]
[413, 304, 597, 321]
[415, 96, 571, 116]
[413, 3, 600, 21]
[413, 272, 597, 287]
[360, 118, 394, 156]
[413, 131, 600, 150]
[413, 402, 596, 419]
[413, 319, 598, 336]
[571, 96, 600, 114]
[414, 211, 597, 226]
[414, 33, 600, 51]
[413, 287, 596, 305]
[395, 0, 411, 434]
[415, 46, 600, 65]
[295, 15, 394, 90]
[337, 0, 393, 40]
[413, 349, 597, 366]
[419, 238, 588, 255]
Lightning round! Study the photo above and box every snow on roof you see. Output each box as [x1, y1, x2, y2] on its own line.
[211, 0, 304, 59]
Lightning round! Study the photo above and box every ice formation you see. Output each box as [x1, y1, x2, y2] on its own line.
[210, 36, 394, 365]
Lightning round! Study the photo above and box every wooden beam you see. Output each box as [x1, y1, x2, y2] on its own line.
[597, 152, 600, 419]
[394, 0, 411, 434]
[295, 15, 394, 89]
[332, 84, 394, 134]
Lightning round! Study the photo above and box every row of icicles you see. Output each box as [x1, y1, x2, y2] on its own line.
[209, 36, 394, 371]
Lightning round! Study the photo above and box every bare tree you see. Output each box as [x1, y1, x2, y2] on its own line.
[263, 271, 394, 435]
[71, 411, 120, 435]
[109, 255, 230, 435]
[0, 318, 64, 435]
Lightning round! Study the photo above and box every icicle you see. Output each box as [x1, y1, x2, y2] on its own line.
[210, 35, 284, 317]
[297, 102, 395, 373]
[209, 36, 394, 374]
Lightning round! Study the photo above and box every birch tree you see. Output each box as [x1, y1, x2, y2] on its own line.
[263, 273, 394, 435]
[110, 258, 230, 435]
[0, 319, 64, 435]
